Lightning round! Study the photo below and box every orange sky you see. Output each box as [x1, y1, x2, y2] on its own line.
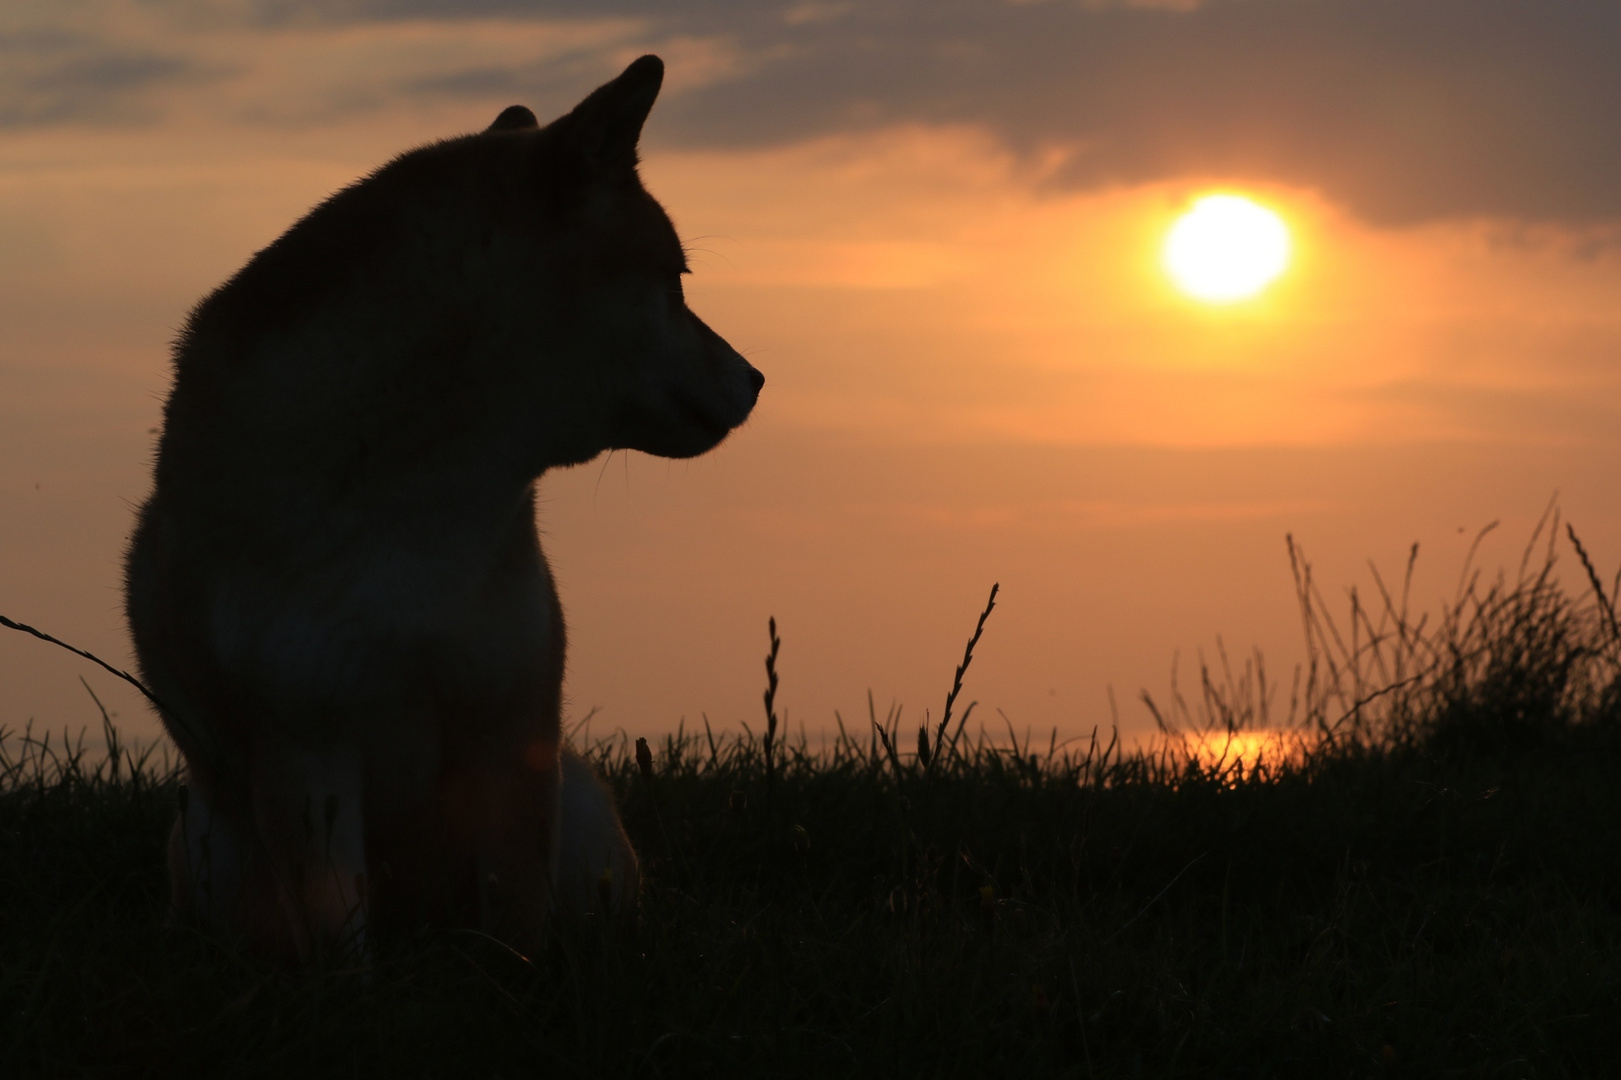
[4, 3, 1621, 751]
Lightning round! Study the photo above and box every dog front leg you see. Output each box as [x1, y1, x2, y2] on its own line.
[251, 744, 371, 965]
[167, 780, 278, 937]
[467, 739, 562, 958]
[556, 748, 638, 919]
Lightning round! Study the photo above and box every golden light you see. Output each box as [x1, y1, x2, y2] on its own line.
[1163, 194, 1291, 303]
[1181, 730, 1309, 779]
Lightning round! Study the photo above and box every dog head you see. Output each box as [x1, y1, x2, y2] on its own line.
[481, 56, 764, 467]
[182, 57, 761, 480]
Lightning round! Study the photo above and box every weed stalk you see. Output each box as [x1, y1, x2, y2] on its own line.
[762, 617, 781, 809]
[926, 582, 999, 775]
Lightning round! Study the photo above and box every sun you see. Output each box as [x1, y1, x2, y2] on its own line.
[1163, 194, 1291, 303]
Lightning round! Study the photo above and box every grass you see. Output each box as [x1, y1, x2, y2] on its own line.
[4, 509, 1621, 1077]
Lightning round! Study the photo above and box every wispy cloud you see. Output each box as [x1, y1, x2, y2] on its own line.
[4, 2, 1619, 225]
[0, 27, 225, 126]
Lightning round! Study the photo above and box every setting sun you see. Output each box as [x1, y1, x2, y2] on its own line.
[1163, 193, 1291, 302]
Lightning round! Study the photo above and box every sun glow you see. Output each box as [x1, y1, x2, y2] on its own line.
[1180, 730, 1310, 779]
[1163, 194, 1291, 303]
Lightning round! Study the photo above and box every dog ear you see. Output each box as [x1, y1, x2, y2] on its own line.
[562, 54, 664, 170]
[487, 105, 538, 132]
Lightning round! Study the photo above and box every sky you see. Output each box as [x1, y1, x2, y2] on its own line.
[4, 0, 1621, 753]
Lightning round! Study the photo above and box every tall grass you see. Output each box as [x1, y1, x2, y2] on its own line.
[4, 512, 1621, 1076]
[1142, 505, 1621, 764]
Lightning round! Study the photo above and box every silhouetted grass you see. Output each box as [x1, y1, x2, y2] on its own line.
[4, 511, 1621, 1077]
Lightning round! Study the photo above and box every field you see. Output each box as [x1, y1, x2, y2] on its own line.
[4, 517, 1620, 1077]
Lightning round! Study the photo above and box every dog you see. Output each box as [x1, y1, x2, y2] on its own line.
[124, 54, 762, 962]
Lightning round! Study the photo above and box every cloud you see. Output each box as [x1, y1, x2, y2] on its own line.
[642, 0, 1621, 227]
[13, 1, 1621, 225]
[0, 29, 224, 127]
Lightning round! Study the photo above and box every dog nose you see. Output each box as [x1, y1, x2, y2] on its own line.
[748, 366, 765, 397]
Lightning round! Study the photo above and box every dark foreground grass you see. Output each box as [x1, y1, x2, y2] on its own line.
[5, 516, 1621, 1078]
